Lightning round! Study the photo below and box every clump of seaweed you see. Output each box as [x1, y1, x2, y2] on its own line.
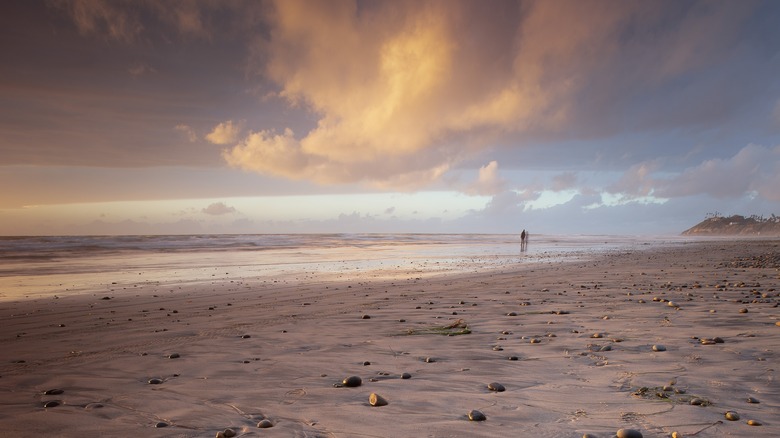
[631, 385, 711, 406]
[403, 319, 471, 336]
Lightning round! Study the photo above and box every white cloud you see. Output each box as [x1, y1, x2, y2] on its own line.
[202, 202, 237, 215]
[206, 120, 244, 145]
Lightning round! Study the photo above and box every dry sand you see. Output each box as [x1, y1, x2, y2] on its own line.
[1, 240, 779, 437]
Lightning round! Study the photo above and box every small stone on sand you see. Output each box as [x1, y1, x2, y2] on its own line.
[747, 419, 762, 426]
[155, 422, 168, 428]
[44, 389, 64, 395]
[168, 353, 180, 359]
[468, 410, 486, 421]
[747, 396, 760, 403]
[652, 344, 666, 352]
[616, 428, 643, 438]
[342, 376, 362, 387]
[362, 314, 371, 319]
[487, 382, 505, 392]
[402, 372, 412, 379]
[43, 401, 60, 408]
[725, 411, 740, 421]
[148, 378, 163, 384]
[369, 392, 388, 406]
[257, 419, 274, 428]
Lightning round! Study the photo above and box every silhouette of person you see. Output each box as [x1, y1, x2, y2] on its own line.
[520, 229, 527, 251]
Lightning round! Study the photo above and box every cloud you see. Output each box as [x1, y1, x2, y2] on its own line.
[221, 0, 767, 191]
[465, 161, 506, 196]
[604, 144, 780, 202]
[128, 63, 157, 77]
[202, 202, 237, 215]
[175, 124, 197, 142]
[656, 144, 780, 200]
[53, 0, 144, 42]
[551, 172, 578, 192]
[206, 120, 244, 145]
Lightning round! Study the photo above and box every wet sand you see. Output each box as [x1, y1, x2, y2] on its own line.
[1, 239, 779, 437]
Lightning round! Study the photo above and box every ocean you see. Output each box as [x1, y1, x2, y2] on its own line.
[0, 234, 671, 301]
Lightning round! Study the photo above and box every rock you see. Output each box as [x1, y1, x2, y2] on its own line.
[342, 376, 362, 387]
[425, 357, 436, 363]
[362, 314, 371, 319]
[747, 419, 762, 426]
[369, 392, 388, 406]
[401, 372, 412, 379]
[154, 422, 168, 428]
[222, 428, 236, 437]
[616, 428, 643, 438]
[487, 382, 505, 392]
[44, 389, 64, 395]
[725, 411, 740, 421]
[148, 378, 163, 384]
[43, 401, 60, 408]
[747, 396, 760, 403]
[241, 334, 251, 338]
[468, 410, 486, 421]
[652, 344, 666, 352]
[168, 353, 180, 359]
[257, 419, 274, 428]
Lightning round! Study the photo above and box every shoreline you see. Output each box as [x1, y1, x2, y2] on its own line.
[1, 240, 779, 437]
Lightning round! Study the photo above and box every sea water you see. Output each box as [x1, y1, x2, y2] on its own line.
[0, 234, 675, 300]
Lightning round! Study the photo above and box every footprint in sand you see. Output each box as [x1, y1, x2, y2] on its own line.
[281, 388, 307, 405]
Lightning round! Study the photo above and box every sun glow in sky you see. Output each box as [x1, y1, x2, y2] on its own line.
[2, 0, 780, 236]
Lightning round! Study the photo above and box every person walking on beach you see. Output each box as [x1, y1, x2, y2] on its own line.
[520, 229, 527, 251]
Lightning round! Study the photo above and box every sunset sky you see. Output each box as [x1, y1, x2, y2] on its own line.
[2, 0, 780, 236]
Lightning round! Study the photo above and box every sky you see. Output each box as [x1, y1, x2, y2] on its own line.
[2, 0, 780, 236]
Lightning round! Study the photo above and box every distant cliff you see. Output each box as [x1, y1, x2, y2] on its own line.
[682, 215, 780, 236]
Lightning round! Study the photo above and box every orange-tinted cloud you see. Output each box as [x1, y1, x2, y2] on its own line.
[226, 0, 759, 190]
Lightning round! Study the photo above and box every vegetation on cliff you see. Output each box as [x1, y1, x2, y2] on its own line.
[682, 213, 780, 236]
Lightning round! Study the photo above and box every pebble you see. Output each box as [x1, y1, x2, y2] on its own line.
[425, 357, 436, 363]
[508, 356, 519, 361]
[616, 428, 643, 438]
[725, 411, 740, 421]
[487, 382, 505, 392]
[671, 432, 682, 438]
[739, 308, 748, 313]
[44, 389, 64, 395]
[168, 353, 180, 359]
[401, 372, 412, 379]
[154, 422, 168, 428]
[369, 392, 388, 406]
[747, 396, 760, 403]
[468, 410, 486, 421]
[652, 344, 666, 352]
[342, 376, 362, 387]
[148, 378, 163, 384]
[747, 419, 762, 426]
[362, 314, 371, 319]
[43, 401, 60, 408]
[257, 419, 274, 428]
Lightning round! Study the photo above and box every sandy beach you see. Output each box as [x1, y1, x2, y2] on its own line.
[1, 239, 779, 437]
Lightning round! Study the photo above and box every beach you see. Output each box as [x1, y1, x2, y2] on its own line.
[1, 237, 779, 437]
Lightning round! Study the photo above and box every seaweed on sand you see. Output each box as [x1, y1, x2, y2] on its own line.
[403, 319, 472, 336]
